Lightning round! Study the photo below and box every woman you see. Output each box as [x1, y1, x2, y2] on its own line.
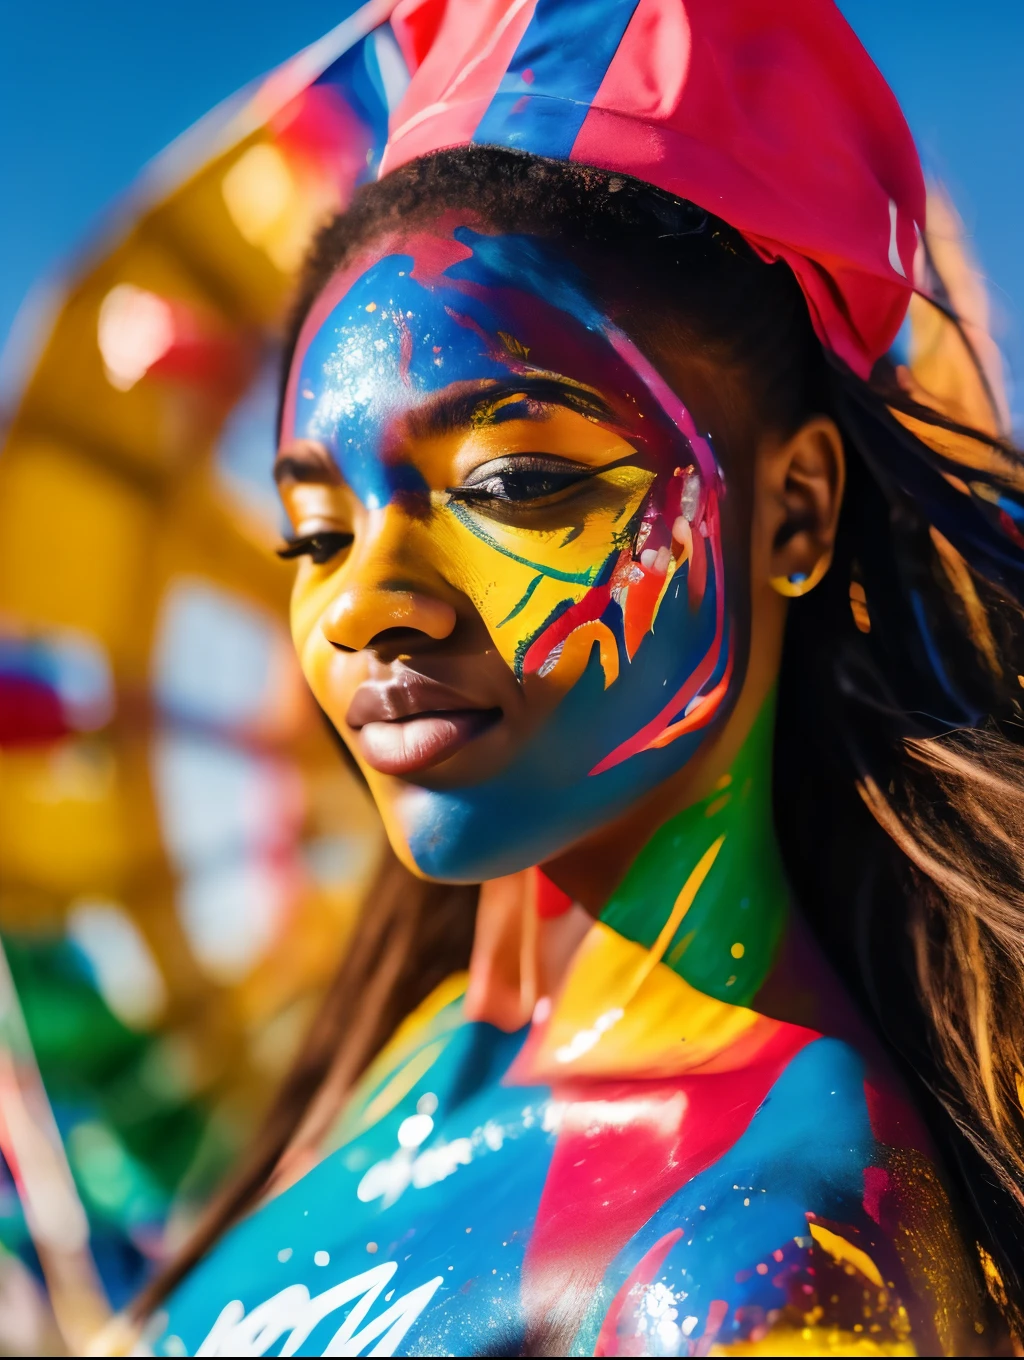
[137, 1, 1024, 1354]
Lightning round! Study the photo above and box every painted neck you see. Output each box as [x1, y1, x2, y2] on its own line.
[598, 697, 790, 1007]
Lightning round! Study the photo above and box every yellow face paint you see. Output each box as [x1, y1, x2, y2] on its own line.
[280, 404, 653, 679]
[277, 220, 733, 880]
[424, 429, 655, 681]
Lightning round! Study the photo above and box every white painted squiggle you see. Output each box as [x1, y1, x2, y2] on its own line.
[195, 1261, 443, 1357]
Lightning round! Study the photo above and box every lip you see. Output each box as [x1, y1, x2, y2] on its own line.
[346, 672, 501, 775]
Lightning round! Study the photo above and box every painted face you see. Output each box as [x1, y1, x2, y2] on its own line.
[279, 217, 738, 880]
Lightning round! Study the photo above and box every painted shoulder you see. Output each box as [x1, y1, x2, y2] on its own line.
[577, 1037, 988, 1357]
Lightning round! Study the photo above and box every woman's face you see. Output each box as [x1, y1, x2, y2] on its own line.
[278, 217, 746, 880]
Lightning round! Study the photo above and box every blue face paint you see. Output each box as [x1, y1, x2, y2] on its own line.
[283, 220, 737, 880]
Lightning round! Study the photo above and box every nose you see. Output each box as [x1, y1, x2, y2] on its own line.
[319, 507, 457, 653]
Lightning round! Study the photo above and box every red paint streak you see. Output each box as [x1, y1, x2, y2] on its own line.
[863, 1078, 933, 1156]
[604, 329, 719, 487]
[590, 489, 727, 774]
[523, 474, 705, 686]
[394, 310, 413, 385]
[406, 218, 477, 284]
[519, 528, 670, 682]
[862, 1164, 889, 1226]
[588, 632, 723, 774]
[645, 644, 734, 751]
[698, 1298, 729, 1355]
[687, 519, 707, 610]
[589, 628, 728, 775]
[619, 529, 669, 662]
[440, 304, 496, 355]
[702, 487, 725, 610]
[999, 508, 1024, 550]
[535, 869, 573, 920]
[594, 1227, 684, 1356]
[522, 578, 615, 677]
[522, 1021, 816, 1340]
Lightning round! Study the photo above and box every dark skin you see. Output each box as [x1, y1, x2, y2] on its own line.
[281, 316, 845, 911]
[538, 354, 847, 914]
[260, 236, 987, 1360]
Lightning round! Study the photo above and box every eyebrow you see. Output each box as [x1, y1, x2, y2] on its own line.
[273, 376, 623, 485]
[406, 375, 620, 440]
[273, 440, 342, 486]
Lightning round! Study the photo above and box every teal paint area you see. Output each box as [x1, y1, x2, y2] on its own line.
[571, 1038, 886, 1356]
[157, 996, 552, 1358]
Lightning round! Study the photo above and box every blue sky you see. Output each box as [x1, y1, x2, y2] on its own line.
[2, 1, 1022, 423]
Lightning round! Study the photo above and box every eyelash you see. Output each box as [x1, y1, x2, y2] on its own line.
[278, 457, 621, 557]
[447, 458, 597, 507]
[277, 531, 353, 565]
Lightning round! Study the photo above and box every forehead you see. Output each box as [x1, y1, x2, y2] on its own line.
[284, 221, 633, 439]
[283, 217, 719, 509]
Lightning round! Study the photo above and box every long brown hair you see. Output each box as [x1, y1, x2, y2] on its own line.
[139, 148, 1024, 1333]
[133, 850, 476, 1317]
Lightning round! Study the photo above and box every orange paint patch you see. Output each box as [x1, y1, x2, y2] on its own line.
[545, 620, 620, 691]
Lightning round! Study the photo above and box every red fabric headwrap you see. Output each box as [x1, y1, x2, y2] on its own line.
[380, 0, 925, 379]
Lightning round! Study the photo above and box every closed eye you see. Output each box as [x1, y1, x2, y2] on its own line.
[277, 530, 353, 565]
[446, 455, 600, 508]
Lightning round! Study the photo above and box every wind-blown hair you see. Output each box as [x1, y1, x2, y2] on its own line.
[137, 147, 1024, 1336]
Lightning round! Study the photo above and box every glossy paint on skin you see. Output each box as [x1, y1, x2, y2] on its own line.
[137, 3, 1020, 1351]
[156, 707, 983, 1357]
[281, 217, 732, 879]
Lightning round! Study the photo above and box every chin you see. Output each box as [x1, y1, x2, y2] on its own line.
[382, 648, 742, 880]
[387, 761, 642, 883]
[389, 785, 549, 883]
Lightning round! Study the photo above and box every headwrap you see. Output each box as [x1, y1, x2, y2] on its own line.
[375, 0, 925, 379]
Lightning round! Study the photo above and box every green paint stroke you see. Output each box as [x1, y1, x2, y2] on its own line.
[600, 696, 788, 1006]
[498, 573, 543, 627]
[446, 501, 605, 586]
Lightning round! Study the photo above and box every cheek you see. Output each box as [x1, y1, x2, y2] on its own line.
[430, 470, 653, 680]
[289, 575, 410, 840]
[430, 509, 591, 676]
[289, 570, 344, 711]
[518, 466, 732, 775]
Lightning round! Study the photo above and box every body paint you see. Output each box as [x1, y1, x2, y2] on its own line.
[284, 220, 734, 878]
[599, 694, 785, 1004]
[158, 715, 982, 1355]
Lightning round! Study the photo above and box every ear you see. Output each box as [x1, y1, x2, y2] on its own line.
[753, 416, 845, 593]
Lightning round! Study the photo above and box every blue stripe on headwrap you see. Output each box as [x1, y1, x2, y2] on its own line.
[315, 24, 408, 181]
[472, 0, 642, 160]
